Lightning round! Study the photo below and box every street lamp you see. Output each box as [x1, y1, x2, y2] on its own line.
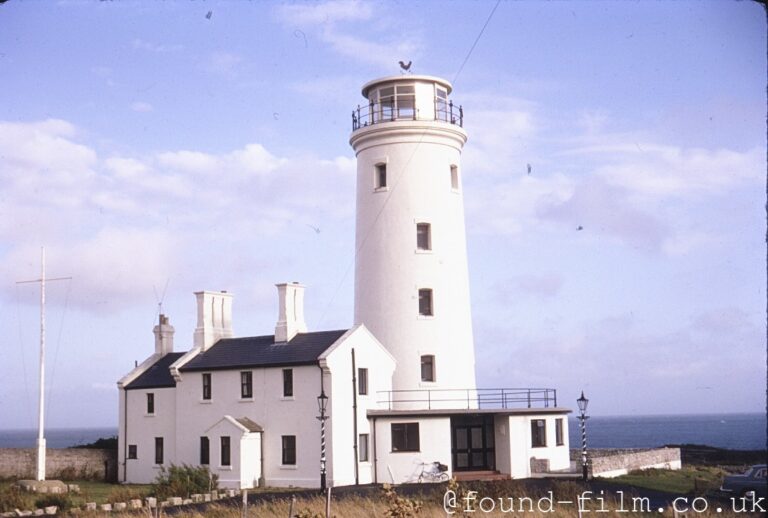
[317, 388, 329, 492]
[577, 391, 589, 481]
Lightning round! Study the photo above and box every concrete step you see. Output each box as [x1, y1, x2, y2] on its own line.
[453, 470, 509, 481]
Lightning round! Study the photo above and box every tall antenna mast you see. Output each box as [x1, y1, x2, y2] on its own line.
[16, 247, 72, 482]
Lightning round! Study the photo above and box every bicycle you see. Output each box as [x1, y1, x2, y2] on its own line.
[417, 461, 450, 482]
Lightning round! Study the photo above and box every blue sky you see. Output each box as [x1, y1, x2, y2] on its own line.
[0, 1, 764, 428]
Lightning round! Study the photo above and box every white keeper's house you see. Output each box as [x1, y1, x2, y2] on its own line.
[117, 74, 571, 489]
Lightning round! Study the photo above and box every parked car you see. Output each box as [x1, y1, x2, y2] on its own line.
[720, 464, 767, 500]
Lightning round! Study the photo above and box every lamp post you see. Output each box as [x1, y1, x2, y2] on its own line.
[577, 391, 589, 481]
[317, 388, 329, 492]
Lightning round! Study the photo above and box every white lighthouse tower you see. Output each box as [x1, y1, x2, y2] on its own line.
[350, 74, 476, 406]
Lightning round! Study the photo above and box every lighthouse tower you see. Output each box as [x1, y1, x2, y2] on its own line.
[350, 75, 476, 405]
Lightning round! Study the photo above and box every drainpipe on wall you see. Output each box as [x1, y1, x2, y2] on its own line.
[351, 348, 359, 486]
[122, 388, 128, 483]
[372, 417, 378, 484]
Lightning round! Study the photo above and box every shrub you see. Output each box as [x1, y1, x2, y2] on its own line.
[381, 483, 422, 518]
[34, 493, 74, 512]
[151, 464, 218, 500]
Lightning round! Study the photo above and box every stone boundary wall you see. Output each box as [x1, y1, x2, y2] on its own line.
[572, 447, 682, 478]
[0, 448, 117, 481]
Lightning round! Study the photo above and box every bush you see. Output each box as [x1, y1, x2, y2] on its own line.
[151, 464, 218, 500]
[34, 493, 74, 512]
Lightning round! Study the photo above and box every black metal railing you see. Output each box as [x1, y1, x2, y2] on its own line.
[376, 387, 558, 411]
[352, 98, 464, 131]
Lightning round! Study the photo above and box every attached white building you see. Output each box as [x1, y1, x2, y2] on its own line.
[118, 74, 571, 488]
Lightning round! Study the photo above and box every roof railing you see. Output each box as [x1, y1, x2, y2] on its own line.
[376, 387, 558, 411]
[352, 98, 463, 131]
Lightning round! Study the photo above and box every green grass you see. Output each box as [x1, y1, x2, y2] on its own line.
[604, 466, 727, 495]
[0, 480, 152, 511]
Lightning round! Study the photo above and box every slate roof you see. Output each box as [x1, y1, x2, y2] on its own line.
[236, 417, 264, 432]
[125, 352, 185, 390]
[180, 329, 349, 372]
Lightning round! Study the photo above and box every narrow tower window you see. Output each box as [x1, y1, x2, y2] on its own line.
[421, 355, 435, 382]
[450, 165, 459, 190]
[146, 393, 155, 415]
[375, 164, 387, 189]
[283, 368, 294, 397]
[416, 223, 431, 251]
[418, 288, 433, 316]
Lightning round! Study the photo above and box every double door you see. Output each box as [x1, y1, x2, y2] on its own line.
[451, 415, 495, 471]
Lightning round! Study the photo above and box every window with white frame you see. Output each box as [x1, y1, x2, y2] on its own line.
[282, 435, 296, 465]
[154, 437, 164, 465]
[200, 437, 210, 465]
[202, 373, 211, 400]
[240, 371, 253, 399]
[391, 423, 420, 452]
[556, 418, 564, 446]
[146, 393, 155, 415]
[416, 223, 431, 251]
[359, 433, 370, 462]
[283, 368, 293, 397]
[418, 288, 433, 316]
[421, 355, 435, 382]
[531, 420, 547, 448]
[358, 368, 368, 395]
[375, 163, 387, 189]
[220, 436, 231, 466]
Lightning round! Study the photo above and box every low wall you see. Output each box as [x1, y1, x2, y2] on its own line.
[0, 448, 117, 481]
[572, 447, 681, 478]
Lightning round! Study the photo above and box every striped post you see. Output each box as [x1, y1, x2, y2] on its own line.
[319, 415, 327, 492]
[580, 412, 588, 481]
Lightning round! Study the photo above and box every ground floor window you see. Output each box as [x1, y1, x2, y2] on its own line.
[200, 437, 210, 465]
[391, 423, 420, 452]
[556, 418, 564, 446]
[127, 444, 137, 459]
[220, 436, 231, 466]
[531, 419, 547, 447]
[282, 435, 296, 465]
[154, 437, 164, 465]
[359, 433, 369, 462]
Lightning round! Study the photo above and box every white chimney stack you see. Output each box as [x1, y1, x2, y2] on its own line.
[153, 314, 174, 355]
[274, 282, 307, 343]
[193, 290, 234, 351]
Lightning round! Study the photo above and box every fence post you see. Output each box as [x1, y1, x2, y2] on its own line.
[325, 487, 332, 518]
[288, 495, 296, 518]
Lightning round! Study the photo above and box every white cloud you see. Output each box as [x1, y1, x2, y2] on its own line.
[275, 0, 422, 69]
[130, 101, 153, 113]
[204, 51, 243, 77]
[276, 0, 371, 25]
[132, 39, 183, 53]
[0, 118, 355, 312]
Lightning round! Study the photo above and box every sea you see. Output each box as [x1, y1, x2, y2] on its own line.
[0, 413, 765, 450]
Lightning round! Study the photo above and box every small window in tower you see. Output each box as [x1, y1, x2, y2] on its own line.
[416, 223, 431, 251]
[436, 87, 448, 121]
[421, 355, 435, 382]
[450, 165, 459, 191]
[418, 288, 433, 316]
[375, 164, 387, 189]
